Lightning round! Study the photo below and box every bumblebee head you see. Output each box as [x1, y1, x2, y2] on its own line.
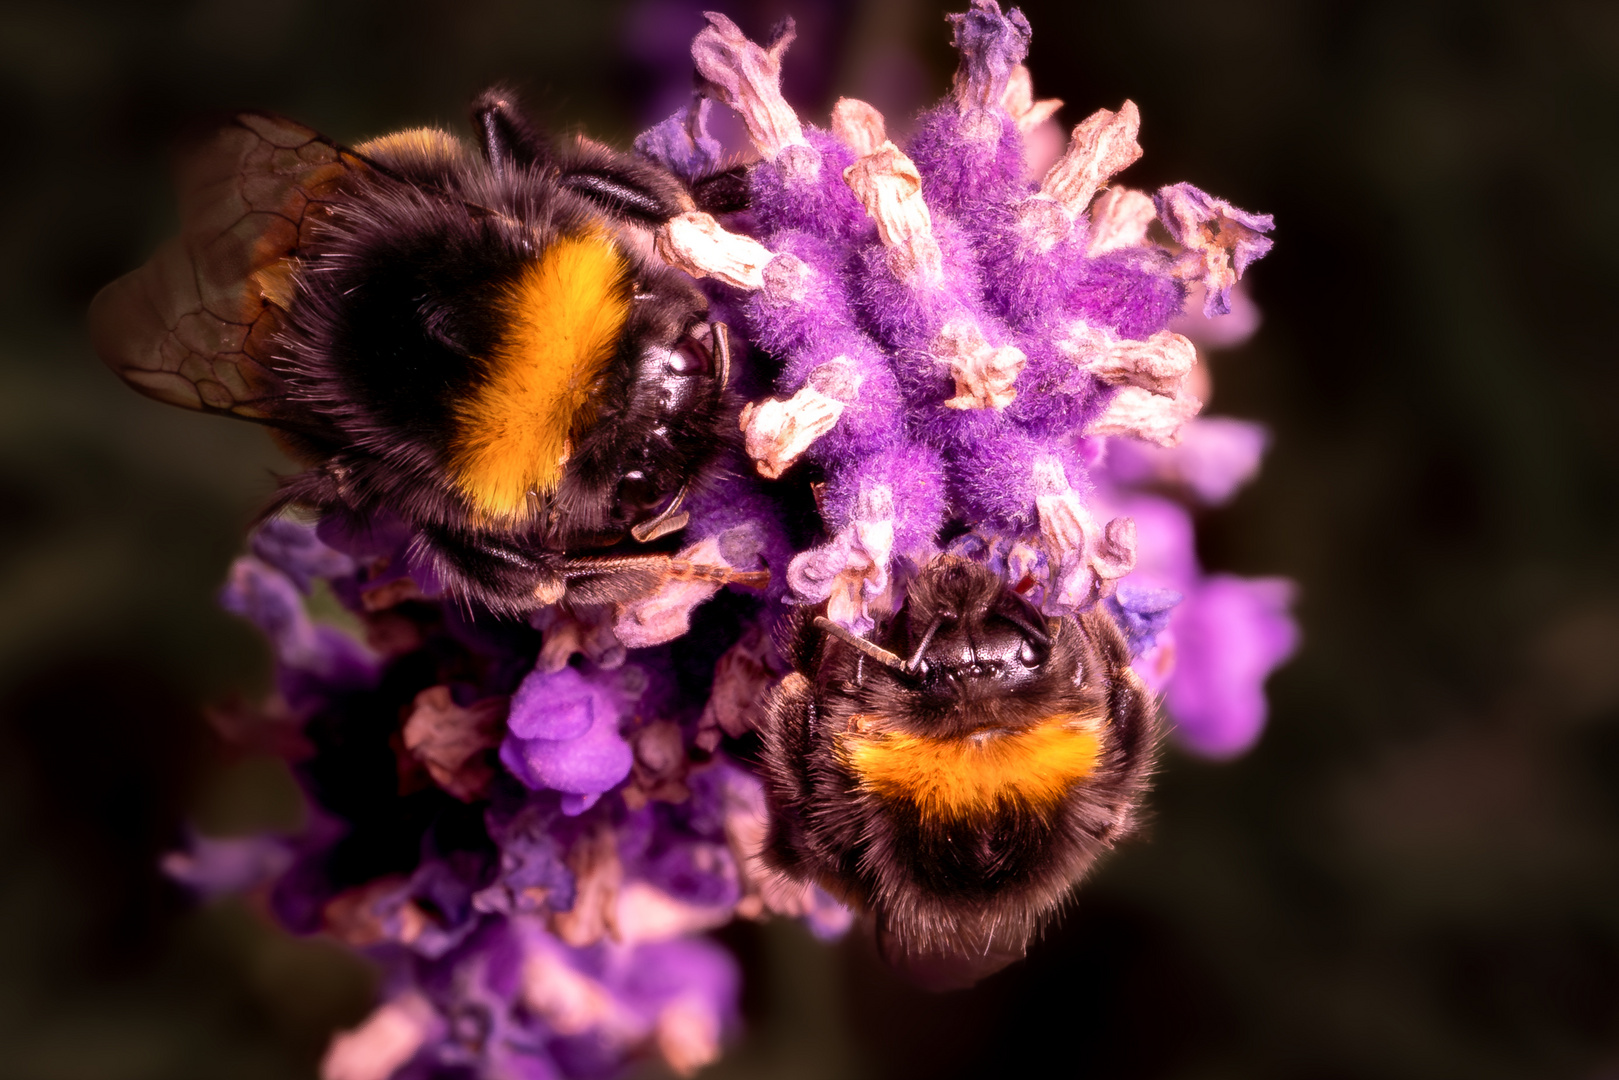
[800, 558, 1102, 742]
[886, 557, 1055, 711]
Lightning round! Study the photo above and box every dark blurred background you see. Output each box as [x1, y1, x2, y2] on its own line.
[2, 0, 1616, 1076]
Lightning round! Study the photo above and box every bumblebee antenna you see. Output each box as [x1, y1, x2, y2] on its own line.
[712, 321, 732, 387]
[630, 486, 690, 543]
[1000, 608, 1052, 648]
[903, 613, 946, 673]
[813, 616, 910, 673]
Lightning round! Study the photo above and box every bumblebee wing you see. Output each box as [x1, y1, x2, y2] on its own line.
[89, 112, 367, 426]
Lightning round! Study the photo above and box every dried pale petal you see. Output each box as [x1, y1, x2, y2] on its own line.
[401, 686, 505, 802]
[1155, 182, 1275, 316]
[787, 489, 896, 633]
[551, 824, 622, 948]
[843, 143, 942, 284]
[612, 536, 736, 648]
[532, 603, 626, 673]
[521, 949, 620, 1037]
[1034, 484, 1094, 562]
[690, 12, 806, 158]
[932, 319, 1026, 409]
[1061, 321, 1197, 397]
[616, 881, 735, 945]
[320, 994, 439, 1080]
[1000, 64, 1063, 135]
[760, 251, 815, 304]
[623, 719, 691, 809]
[322, 877, 427, 948]
[203, 692, 313, 758]
[1038, 101, 1143, 215]
[831, 97, 887, 158]
[1092, 516, 1138, 587]
[698, 625, 784, 750]
[1086, 186, 1157, 255]
[1088, 385, 1204, 446]
[655, 211, 774, 290]
[1035, 485, 1101, 611]
[656, 997, 724, 1078]
[739, 384, 846, 478]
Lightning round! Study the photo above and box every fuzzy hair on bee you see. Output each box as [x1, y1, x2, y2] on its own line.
[91, 90, 765, 615]
[757, 557, 1159, 989]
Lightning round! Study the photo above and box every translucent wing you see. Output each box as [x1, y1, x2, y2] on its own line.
[90, 113, 367, 424]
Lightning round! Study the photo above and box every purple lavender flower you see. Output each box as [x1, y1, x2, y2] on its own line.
[648, 0, 1275, 637]
[1096, 478, 1298, 757]
[1162, 574, 1298, 757]
[500, 666, 638, 815]
[1105, 416, 1271, 506]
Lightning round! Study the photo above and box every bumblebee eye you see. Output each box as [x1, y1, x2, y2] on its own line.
[1018, 639, 1043, 668]
[614, 471, 663, 515]
[667, 332, 713, 377]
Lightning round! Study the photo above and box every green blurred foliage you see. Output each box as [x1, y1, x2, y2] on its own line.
[0, 0, 1616, 1077]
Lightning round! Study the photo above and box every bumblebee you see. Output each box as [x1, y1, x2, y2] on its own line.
[758, 558, 1159, 988]
[91, 91, 762, 614]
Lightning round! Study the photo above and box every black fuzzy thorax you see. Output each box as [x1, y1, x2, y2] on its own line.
[269, 130, 735, 612]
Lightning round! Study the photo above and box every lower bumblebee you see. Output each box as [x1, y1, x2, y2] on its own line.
[758, 558, 1159, 988]
[91, 91, 762, 614]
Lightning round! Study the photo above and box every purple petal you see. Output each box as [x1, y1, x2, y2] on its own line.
[500, 670, 636, 797]
[633, 98, 723, 181]
[558, 792, 602, 816]
[1164, 574, 1299, 758]
[250, 518, 354, 593]
[1106, 417, 1271, 506]
[507, 666, 603, 742]
[1104, 582, 1183, 658]
[161, 832, 293, 898]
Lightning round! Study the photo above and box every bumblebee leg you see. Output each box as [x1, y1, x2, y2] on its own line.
[689, 165, 751, 215]
[470, 88, 550, 176]
[413, 523, 566, 615]
[553, 553, 768, 606]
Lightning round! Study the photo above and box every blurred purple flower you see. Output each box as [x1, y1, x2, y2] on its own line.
[217, 554, 376, 705]
[500, 667, 637, 815]
[161, 831, 294, 899]
[1106, 416, 1270, 506]
[1163, 575, 1299, 757]
[1099, 475, 1297, 757]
